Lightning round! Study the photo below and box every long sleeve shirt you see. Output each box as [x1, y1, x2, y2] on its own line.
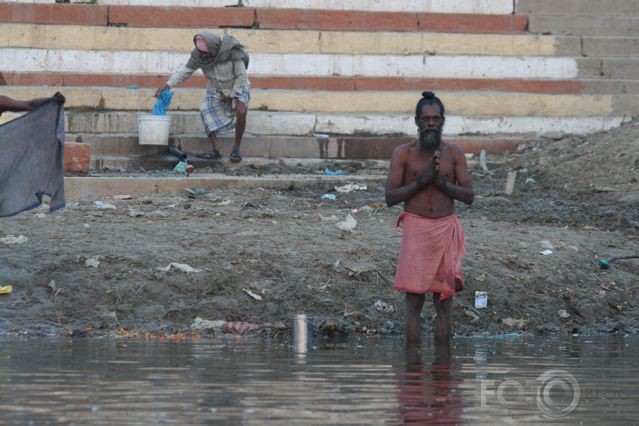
[166, 59, 250, 98]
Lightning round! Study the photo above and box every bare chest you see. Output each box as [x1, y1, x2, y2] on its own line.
[405, 150, 456, 181]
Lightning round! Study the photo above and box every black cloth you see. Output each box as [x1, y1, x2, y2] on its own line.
[0, 96, 65, 217]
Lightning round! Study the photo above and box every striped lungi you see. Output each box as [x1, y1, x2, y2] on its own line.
[199, 87, 250, 136]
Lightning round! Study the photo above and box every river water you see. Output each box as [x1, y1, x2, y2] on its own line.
[0, 334, 636, 425]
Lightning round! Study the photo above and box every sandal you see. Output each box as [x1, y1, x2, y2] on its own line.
[196, 149, 221, 160]
[230, 148, 242, 163]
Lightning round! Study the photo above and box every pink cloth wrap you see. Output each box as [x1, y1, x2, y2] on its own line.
[393, 211, 465, 300]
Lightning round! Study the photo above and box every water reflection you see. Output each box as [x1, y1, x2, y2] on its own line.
[0, 335, 636, 424]
[396, 341, 463, 424]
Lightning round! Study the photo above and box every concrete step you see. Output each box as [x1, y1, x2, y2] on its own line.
[5, 22, 639, 60]
[88, 155, 394, 173]
[5, 72, 639, 94]
[517, 0, 639, 36]
[0, 48, 580, 80]
[6, 87, 634, 117]
[3, 106, 627, 138]
[527, 15, 639, 36]
[62, 109, 629, 138]
[517, 0, 639, 16]
[4, 0, 517, 15]
[76, 133, 530, 163]
[0, 23, 568, 56]
[63, 170, 390, 201]
[0, 3, 525, 33]
[578, 58, 639, 79]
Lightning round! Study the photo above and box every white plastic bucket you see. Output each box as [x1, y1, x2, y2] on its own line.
[138, 114, 171, 145]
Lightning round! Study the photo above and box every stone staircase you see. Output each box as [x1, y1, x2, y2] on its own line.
[0, 0, 637, 170]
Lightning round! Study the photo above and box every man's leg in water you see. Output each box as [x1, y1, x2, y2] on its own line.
[433, 293, 453, 342]
[405, 292, 425, 343]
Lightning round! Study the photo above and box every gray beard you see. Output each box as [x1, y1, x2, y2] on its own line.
[418, 128, 442, 151]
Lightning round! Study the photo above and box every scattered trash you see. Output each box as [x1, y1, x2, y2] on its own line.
[318, 319, 346, 334]
[242, 201, 261, 210]
[321, 296, 334, 306]
[594, 186, 616, 193]
[33, 212, 47, 219]
[384, 320, 395, 330]
[335, 183, 367, 193]
[333, 259, 342, 271]
[158, 262, 201, 273]
[95, 201, 117, 210]
[0, 284, 13, 296]
[373, 299, 395, 313]
[127, 209, 145, 218]
[185, 187, 207, 198]
[323, 168, 345, 176]
[173, 161, 189, 174]
[504, 171, 517, 195]
[85, 257, 101, 268]
[313, 133, 330, 140]
[321, 194, 336, 201]
[525, 177, 536, 185]
[558, 309, 571, 319]
[598, 255, 639, 270]
[292, 314, 314, 352]
[464, 308, 480, 323]
[336, 214, 357, 233]
[539, 249, 553, 256]
[48, 280, 62, 296]
[242, 288, 263, 301]
[479, 149, 491, 174]
[108, 194, 133, 201]
[0, 235, 28, 245]
[318, 213, 339, 221]
[191, 317, 271, 334]
[474, 291, 488, 309]
[502, 317, 527, 328]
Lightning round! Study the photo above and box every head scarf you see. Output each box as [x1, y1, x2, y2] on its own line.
[186, 32, 249, 70]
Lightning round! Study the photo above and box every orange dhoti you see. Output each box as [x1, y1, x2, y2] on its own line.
[392, 211, 465, 300]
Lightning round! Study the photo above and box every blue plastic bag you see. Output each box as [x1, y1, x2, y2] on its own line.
[323, 168, 345, 176]
[152, 90, 173, 116]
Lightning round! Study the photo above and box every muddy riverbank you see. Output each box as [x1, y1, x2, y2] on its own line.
[1, 121, 637, 338]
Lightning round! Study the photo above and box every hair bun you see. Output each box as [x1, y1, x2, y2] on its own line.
[422, 91, 435, 99]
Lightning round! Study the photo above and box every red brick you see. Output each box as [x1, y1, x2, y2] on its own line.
[337, 137, 412, 159]
[2, 72, 584, 95]
[450, 138, 523, 154]
[336, 136, 523, 159]
[0, 3, 108, 26]
[254, 76, 581, 94]
[64, 142, 91, 175]
[256, 8, 418, 31]
[0, 72, 64, 87]
[418, 13, 527, 33]
[107, 6, 255, 28]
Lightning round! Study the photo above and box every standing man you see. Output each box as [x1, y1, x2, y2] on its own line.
[156, 32, 249, 162]
[385, 91, 474, 343]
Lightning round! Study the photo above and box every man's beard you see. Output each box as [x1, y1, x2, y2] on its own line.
[418, 128, 442, 151]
